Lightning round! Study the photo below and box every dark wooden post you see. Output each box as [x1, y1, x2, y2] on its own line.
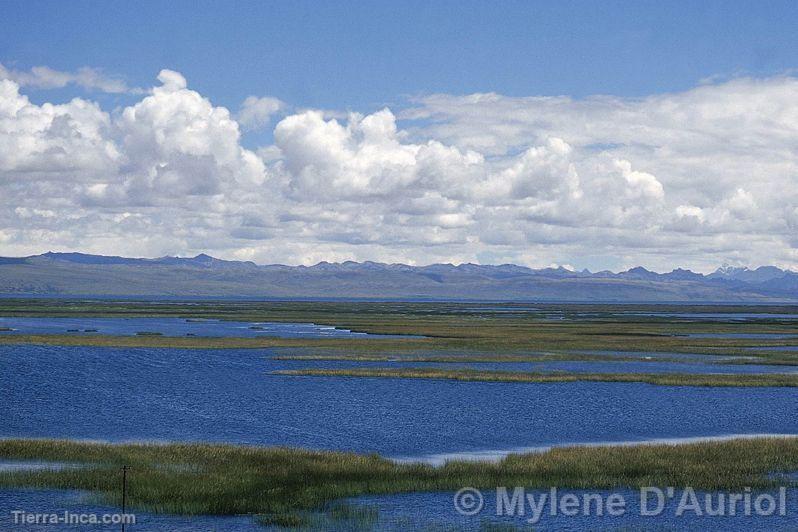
[121, 465, 129, 532]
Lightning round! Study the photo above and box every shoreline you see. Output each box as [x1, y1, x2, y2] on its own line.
[5, 432, 797, 466]
[2, 435, 798, 523]
[391, 433, 798, 466]
[275, 366, 798, 387]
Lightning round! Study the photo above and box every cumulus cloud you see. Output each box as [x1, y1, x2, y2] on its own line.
[0, 62, 139, 94]
[613, 159, 664, 201]
[0, 79, 119, 174]
[1, 68, 797, 272]
[111, 69, 266, 203]
[237, 96, 285, 131]
[474, 138, 580, 203]
[0, 69, 266, 257]
[274, 108, 483, 200]
[397, 78, 798, 269]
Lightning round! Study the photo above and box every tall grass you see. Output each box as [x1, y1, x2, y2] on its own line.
[276, 367, 798, 387]
[1, 438, 797, 520]
[1, 300, 796, 367]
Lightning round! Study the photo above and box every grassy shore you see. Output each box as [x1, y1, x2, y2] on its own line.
[1, 300, 797, 371]
[271, 352, 701, 364]
[0, 333, 379, 349]
[0, 300, 798, 364]
[1, 438, 797, 525]
[276, 367, 798, 387]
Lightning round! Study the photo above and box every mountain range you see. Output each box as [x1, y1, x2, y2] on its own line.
[0, 252, 797, 301]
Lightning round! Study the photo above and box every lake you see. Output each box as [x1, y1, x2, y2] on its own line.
[308, 358, 797, 374]
[4, 344, 797, 456]
[347, 488, 798, 531]
[0, 316, 414, 338]
[3, 339, 798, 530]
[3, 486, 794, 530]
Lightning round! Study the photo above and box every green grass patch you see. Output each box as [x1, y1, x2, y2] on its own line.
[271, 352, 738, 364]
[1, 300, 796, 363]
[275, 367, 798, 387]
[1, 438, 797, 522]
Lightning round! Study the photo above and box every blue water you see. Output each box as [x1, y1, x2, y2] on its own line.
[296, 357, 797, 374]
[4, 485, 794, 531]
[569, 349, 743, 361]
[391, 434, 798, 466]
[349, 488, 798, 531]
[0, 461, 84, 473]
[433, 360, 797, 374]
[746, 346, 798, 352]
[4, 343, 798, 530]
[0, 316, 409, 338]
[0, 489, 259, 531]
[4, 344, 798, 455]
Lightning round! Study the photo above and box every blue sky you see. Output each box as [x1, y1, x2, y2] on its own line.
[4, 1, 798, 109]
[2, 1, 798, 271]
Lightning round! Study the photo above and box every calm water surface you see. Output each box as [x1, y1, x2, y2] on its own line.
[0, 316, 412, 338]
[3, 485, 796, 531]
[0, 489, 260, 531]
[4, 342, 798, 530]
[337, 358, 797, 374]
[4, 344, 798, 455]
[348, 488, 798, 531]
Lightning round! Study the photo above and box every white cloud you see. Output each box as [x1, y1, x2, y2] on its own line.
[0, 62, 139, 94]
[237, 96, 285, 131]
[0, 79, 119, 175]
[1, 68, 798, 272]
[475, 138, 580, 202]
[676, 205, 705, 221]
[613, 159, 664, 200]
[111, 69, 266, 203]
[274, 108, 482, 200]
[723, 187, 756, 218]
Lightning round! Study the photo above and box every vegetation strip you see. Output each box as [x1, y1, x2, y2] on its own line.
[1, 438, 797, 525]
[272, 352, 697, 363]
[1, 300, 796, 367]
[275, 367, 798, 387]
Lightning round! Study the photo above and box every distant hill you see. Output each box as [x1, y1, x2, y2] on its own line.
[0, 252, 796, 301]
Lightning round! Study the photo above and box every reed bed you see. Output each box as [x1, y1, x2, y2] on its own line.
[1, 437, 797, 523]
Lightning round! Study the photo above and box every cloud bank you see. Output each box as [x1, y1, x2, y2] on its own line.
[1, 68, 797, 272]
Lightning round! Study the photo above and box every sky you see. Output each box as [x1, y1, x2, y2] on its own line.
[1, 1, 798, 272]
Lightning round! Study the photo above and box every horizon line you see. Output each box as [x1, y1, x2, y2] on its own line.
[2, 250, 796, 277]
